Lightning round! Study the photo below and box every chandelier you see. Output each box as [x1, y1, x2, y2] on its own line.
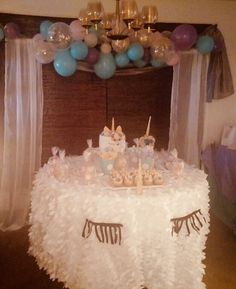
[78, 0, 160, 55]
[31, 0, 215, 79]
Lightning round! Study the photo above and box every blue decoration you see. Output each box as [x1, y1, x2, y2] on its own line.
[115, 53, 130, 68]
[94, 53, 116, 79]
[53, 50, 77, 77]
[196, 35, 214, 54]
[0, 26, 4, 42]
[150, 59, 166, 68]
[88, 27, 101, 38]
[40, 20, 53, 40]
[133, 59, 147, 68]
[70, 40, 88, 60]
[127, 43, 144, 61]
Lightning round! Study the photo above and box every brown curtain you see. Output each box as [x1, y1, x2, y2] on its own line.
[204, 25, 234, 102]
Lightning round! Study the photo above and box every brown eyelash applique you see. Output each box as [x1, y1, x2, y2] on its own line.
[170, 209, 206, 236]
[82, 219, 123, 245]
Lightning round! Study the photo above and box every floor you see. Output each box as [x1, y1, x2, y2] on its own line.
[0, 213, 236, 289]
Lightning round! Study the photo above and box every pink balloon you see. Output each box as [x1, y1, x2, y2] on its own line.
[70, 20, 86, 40]
[32, 33, 44, 48]
[85, 47, 100, 65]
[151, 31, 163, 42]
[166, 51, 180, 66]
[171, 24, 197, 50]
[4, 22, 20, 39]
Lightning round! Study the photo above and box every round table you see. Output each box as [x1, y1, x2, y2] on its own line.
[29, 154, 210, 289]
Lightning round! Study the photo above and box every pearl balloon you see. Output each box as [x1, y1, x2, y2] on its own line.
[84, 33, 98, 48]
[101, 43, 112, 54]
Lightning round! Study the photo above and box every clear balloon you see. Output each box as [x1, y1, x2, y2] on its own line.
[127, 43, 144, 61]
[70, 20, 86, 40]
[70, 40, 88, 60]
[171, 24, 197, 50]
[196, 35, 214, 54]
[40, 20, 53, 40]
[47, 22, 72, 50]
[54, 50, 77, 77]
[112, 38, 130, 53]
[85, 47, 100, 65]
[150, 37, 173, 60]
[137, 29, 152, 48]
[115, 52, 130, 68]
[35, 41, 56, 64]
[94, 53, 116, 79]
[126, 28, 138, 43]
[4, 22, 20, 39]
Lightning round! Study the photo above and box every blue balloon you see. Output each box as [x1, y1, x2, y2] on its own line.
[127, 43, 144, 61]
[88, 27, 101, 38]
[0, 26, 4, 42]
[53, 50, 77, 77]
[70, 40, 88, 60]
[150, 59, 166, 68]
[196, 36, 214, 54]
[40, 20, 53, 40]
[94, 53, 116, 79]
[115, 53, 129, 68]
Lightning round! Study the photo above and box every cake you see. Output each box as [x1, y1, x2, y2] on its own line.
[99, 118, 126, 153]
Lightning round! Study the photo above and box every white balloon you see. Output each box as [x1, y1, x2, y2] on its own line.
[84, 33, 98, 48]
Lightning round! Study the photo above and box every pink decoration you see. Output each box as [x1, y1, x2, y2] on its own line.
[101, 43, 112, 54]
[171, 24, 197, 50]
[85, 47, 100, 65]
[70, 20, 86, 40]
[151, 31, 163, 42]
[4, 22, 20, 39]
[166, 51, 180, 66]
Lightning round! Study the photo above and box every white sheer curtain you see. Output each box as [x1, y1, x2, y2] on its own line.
[169, 49, 209, 167]
[0, 39, 43, 231]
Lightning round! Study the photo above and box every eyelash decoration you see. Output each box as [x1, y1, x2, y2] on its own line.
[170, 209, 206, 236]
[82, 219, 123, 245]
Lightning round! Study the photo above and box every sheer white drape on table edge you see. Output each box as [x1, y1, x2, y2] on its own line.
[0, 39, 43, 231]
[168, 49, 209, 167]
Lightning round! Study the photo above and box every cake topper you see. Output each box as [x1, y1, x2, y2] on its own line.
[138, 116, 156, 149]
[145, 116, 151, 136]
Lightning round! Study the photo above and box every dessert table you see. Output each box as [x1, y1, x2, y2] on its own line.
[29, 153, 210, 289]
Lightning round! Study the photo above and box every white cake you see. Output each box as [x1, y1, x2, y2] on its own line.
[99, 125, 126, 153]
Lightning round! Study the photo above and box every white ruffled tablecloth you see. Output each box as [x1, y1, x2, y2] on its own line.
[28, 155, 210, 289]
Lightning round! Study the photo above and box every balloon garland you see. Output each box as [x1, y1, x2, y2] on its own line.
[0, 21, 221, 79]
